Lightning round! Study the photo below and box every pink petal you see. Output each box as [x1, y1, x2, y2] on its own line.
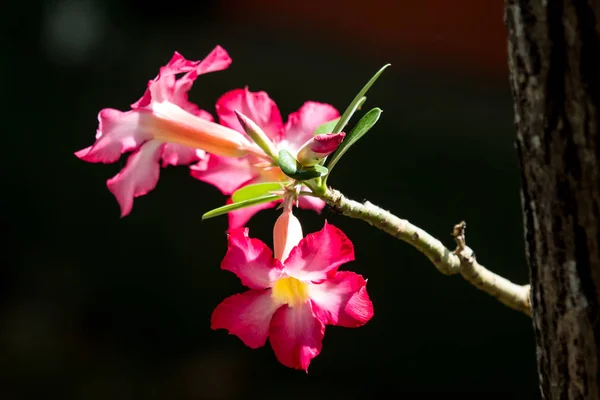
[168, 75, 197, 114]
[190, 155, 258, 195]
[211, 289, 280, 349]
[194, 109, 215, 121]
[173, 101, 215, 124]
[164, 51, 201, 73]
[133, 48, 231, 110]
[161, 144, 202, 167]
[75, 109, 154, 163]
[283, 221, 354, 281]
[195, 45, 232, 74]
[132, 52, 199, 109]
[297, 194, 326, 213]
[106, 140, 164, 217]
[221, 227, 283, 289]
[283, 102, 340, 151]
[309, 271, 374, 327]
[216, 88, 284, 143]
[227, 199, 279, 230]
[269, 302, 325, 371]
[172, 48, 231, 114]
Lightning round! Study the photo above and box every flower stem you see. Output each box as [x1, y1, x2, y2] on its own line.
[321, 188, 531, 316]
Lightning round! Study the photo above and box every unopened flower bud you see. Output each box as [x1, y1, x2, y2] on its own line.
[273, 210, 303, 261]
[235, 110, 279, 161]
[295, 132, 345, 167]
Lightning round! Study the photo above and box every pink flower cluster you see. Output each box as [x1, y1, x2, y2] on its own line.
[77, 46, 374, 371]
[76, 46, 341, 228]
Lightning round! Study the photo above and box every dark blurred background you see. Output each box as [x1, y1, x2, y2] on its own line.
[2, 0, 538, 398]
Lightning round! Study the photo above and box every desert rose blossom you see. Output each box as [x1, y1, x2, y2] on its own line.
[76, 46, 263, 216]
[190, 87, 344, 228]
[211, 205, 374, 371]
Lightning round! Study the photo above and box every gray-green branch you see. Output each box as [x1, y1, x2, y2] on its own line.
[322, 188, 531, 316]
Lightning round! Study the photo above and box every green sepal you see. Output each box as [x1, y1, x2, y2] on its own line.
[278, 149, 329, 181]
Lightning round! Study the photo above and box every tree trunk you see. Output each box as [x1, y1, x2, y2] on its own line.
[505, 1, 600, 398]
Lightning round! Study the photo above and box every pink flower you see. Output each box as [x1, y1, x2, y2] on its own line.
[211, 215, 374, 371]
[76, 47, 256, 217]
[190, 88, 342, 228]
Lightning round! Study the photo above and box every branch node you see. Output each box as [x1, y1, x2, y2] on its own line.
[452, 220, 467, 251]
[452, 221, 475, 264]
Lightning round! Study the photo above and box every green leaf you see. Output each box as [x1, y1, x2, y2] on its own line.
[231, 182, 284, 203]
[314, 117, 341, 136]
[325, 107, 382, 177]
[278, 149, 299, 177]
[332, 64, 390, 134]
[278, 149, 329, 181]
[202, 194, 282, 220]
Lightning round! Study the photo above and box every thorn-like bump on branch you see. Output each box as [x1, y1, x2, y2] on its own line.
[452, 220, 476, 264]
[452, 220, 467, 251]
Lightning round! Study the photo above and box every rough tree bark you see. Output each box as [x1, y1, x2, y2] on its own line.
[505, 1, 600, 398]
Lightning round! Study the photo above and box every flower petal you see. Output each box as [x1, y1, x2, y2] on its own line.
[172, 47, 232, 115]
[309, 271, 374, 327]
[195, 45, 232, 75]
[284, 221, 354, 281]
[75, 109, 154, 163]
[132, 51, 199, 109]
[269, 302, 325, 371]
[216, 88, 284, 143]
[190, 155, 258, 195]
[211, 289, 280, 349]
[227, 198, 279, 230]
[283, 102, 340, 152]
[194, 109, 215, 122]
[106, 140, 164, 217]
[172, 99, 215, 125]
[161, 144, 202, 167]
[222, 227, 283, 289]
[163, 51, 200, 73]
[133, 48, 231, 110]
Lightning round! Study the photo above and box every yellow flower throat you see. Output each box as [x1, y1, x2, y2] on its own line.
[271, 277, 309, 307]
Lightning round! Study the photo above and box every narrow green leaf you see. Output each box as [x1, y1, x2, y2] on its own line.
[231, 182, 284, 203]
[314, 117, 341, 136]
[325, 107, 382, 176]
[202, 194, 282, 220]
[332, 64, 390, 134]
[316, 100, 364, 166]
